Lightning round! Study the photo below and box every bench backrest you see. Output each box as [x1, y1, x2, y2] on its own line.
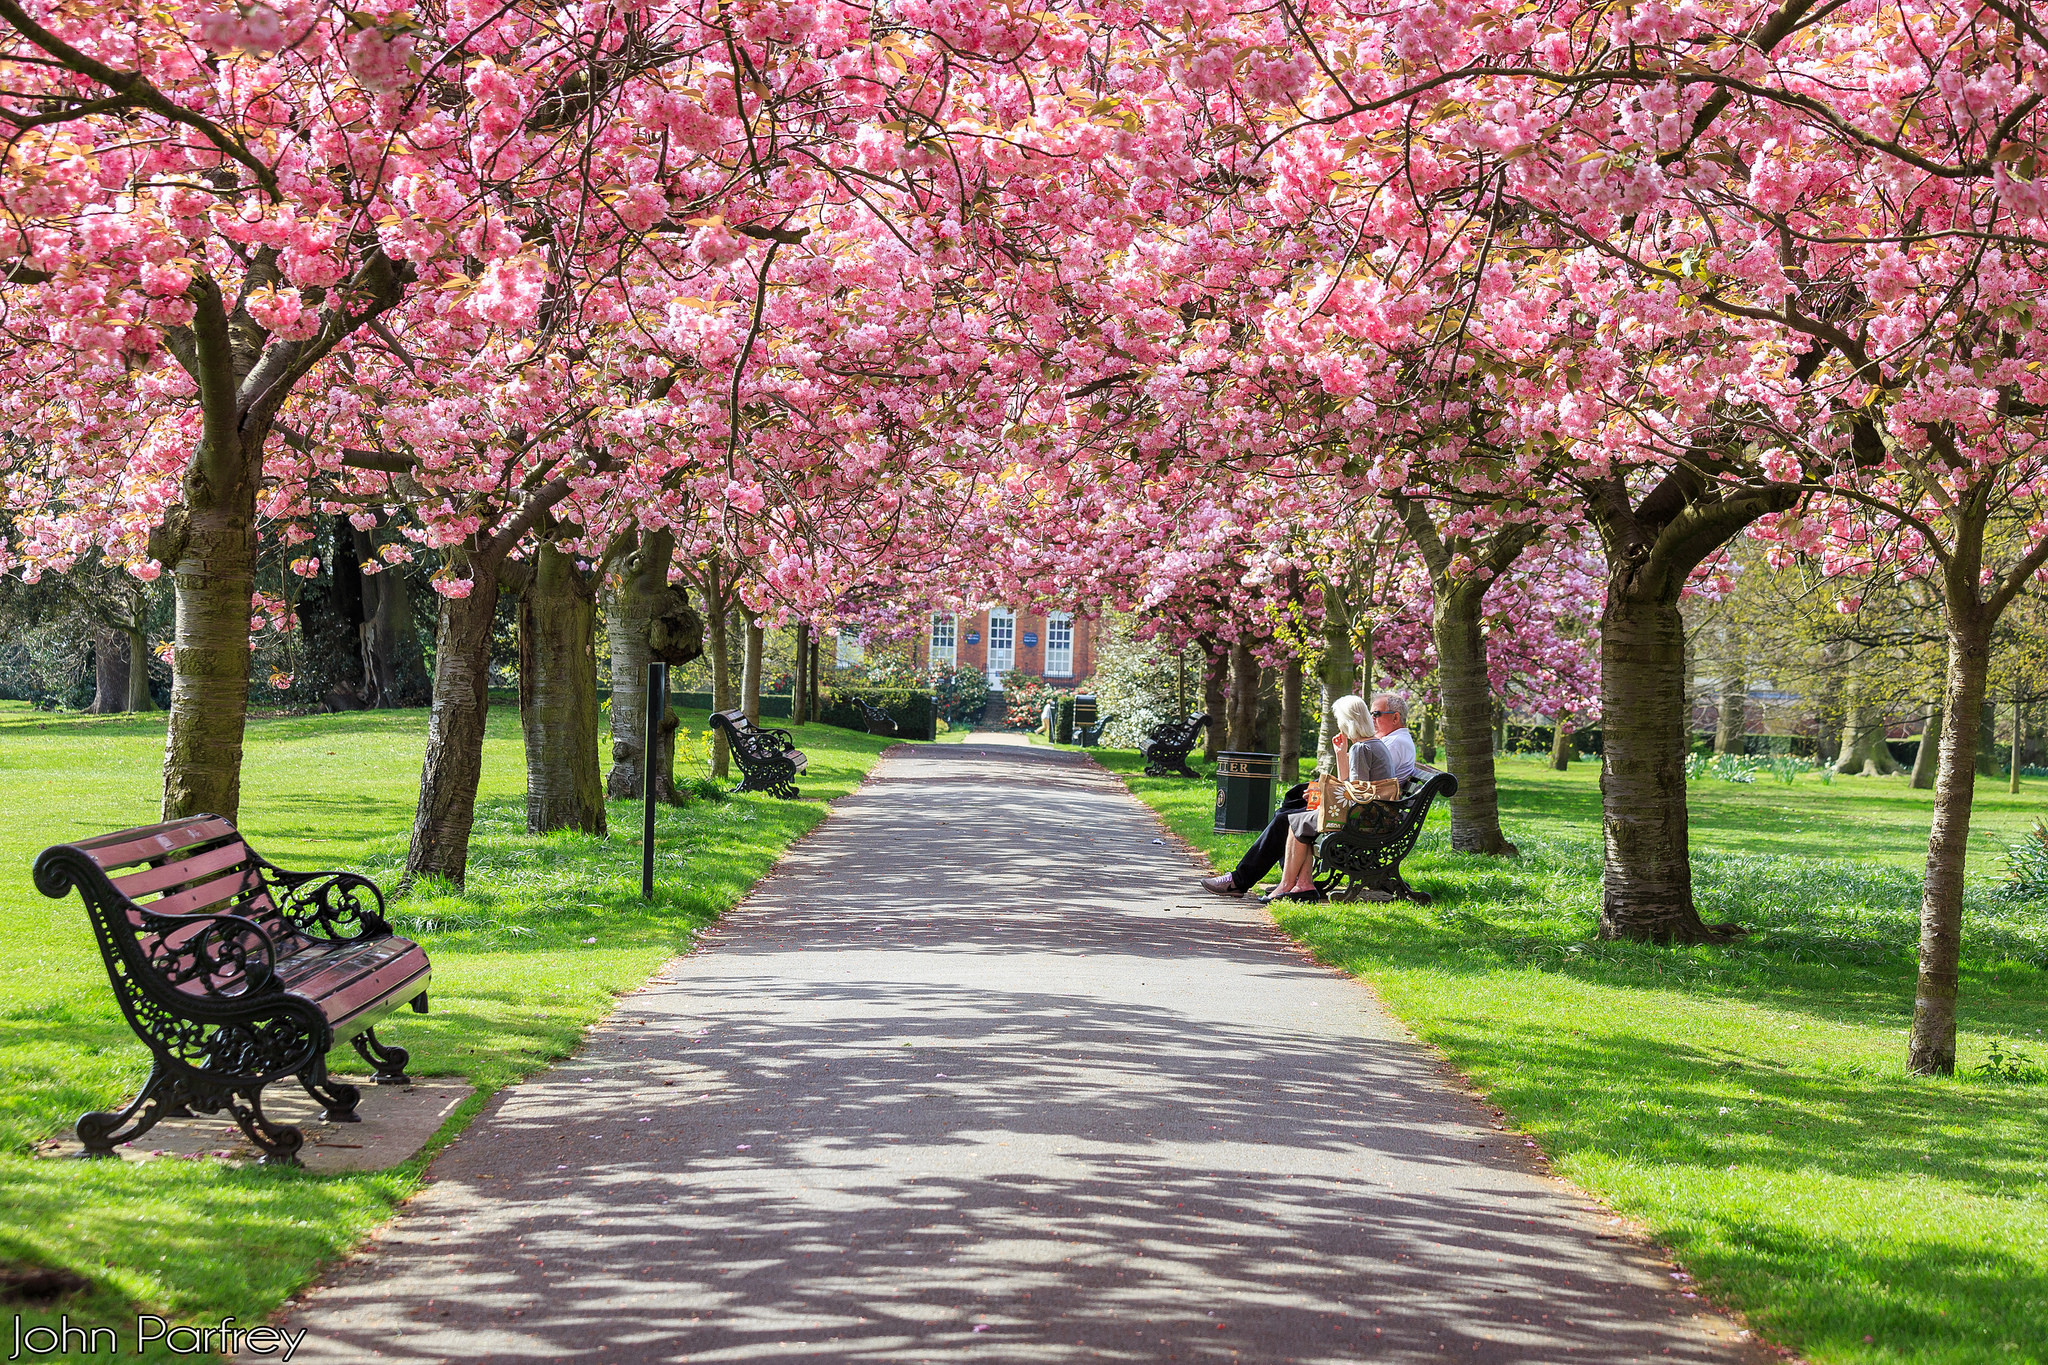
[711, 708, 793, 761]
[35, 816, 294, 1003]
[1150, 713, 1208, 748]
[1328, 765, 1458, 852]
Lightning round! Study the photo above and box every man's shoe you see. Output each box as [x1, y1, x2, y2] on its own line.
[1200, 875, 1243, 897]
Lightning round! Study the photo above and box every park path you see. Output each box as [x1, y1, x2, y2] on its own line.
[268, 744, 1769, 1365]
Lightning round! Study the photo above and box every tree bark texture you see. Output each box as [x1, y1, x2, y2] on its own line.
[405, 569, 501, 886]
[743, 614, 764, 725]
[1201, 638, 1227, 762]
[1911, 618, 1991, 1075]
[792, 622, 811, 726]
[1910, 703, 1942, 790]
[604, 529, 681, 803]
[161, 503, 257, 821]
[519, 544, 606, 836]
[1435, 582, 1518, 856]
[1419, 702, 1437, 765]
[1226, 638, 1261, 753]
[1977, 702, 1999, 776]
[1280, 659, 1302, 784]
[1714, 657, 1746, 755]
[1551, 721, 1572, 771]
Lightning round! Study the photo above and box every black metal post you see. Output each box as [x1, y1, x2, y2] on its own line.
[642, 660, 666, 900]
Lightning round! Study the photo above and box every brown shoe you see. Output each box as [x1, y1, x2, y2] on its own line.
[1200, 875, 1243, 897]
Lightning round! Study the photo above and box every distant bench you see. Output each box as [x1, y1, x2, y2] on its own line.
[853, 698, 899, 737]
[710, 708, 808, 799]
[34, 816, 431, 1165]
[1139, 713, 1209, 778]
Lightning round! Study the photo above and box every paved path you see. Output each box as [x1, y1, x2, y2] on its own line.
[272, 745, 1767, 1364]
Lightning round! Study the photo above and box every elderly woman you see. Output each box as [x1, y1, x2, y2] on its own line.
[1265, 694, 1396, 903]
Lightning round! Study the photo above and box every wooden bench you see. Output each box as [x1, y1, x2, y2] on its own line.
[1313, 765, 1457, 903]
[1138, 713, 1209, 777]
[710, 708, 808, 798]
[33, 816, 431, 1165]
[853, 698, 899, 736]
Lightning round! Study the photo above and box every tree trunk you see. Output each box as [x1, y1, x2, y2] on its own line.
[1597, 590, 1735, 942]
[1911, 617, 1992, 1075]
[519, 544, 605, 836]
[792, 622, 811, 726]
[1834, 667, 1901, 776]
[359, 537, 426, 708]
[161, 504, 257, 821]
[88, 626, 128, 714]
[703, 565, 732, 778]
[1280, 658, 1302, 784]
[1910, 703, 1941, 790]
[2011, 687, 2024, 795]
[604, 529, 680, 803]
[405, 567, 500, 886]
[1226, 638, 1261, 752]
[125, 626, 154, 713]
[1435, 582, 1517, 855]
[1977, 701, 1998, 776]
[1551, 720, 1572, 771]
[743, 614, 764, 725]
[1714, 660, 1745, 755]
[1492, 699, 1507, 754]
[1419, 701, 1437, 765]
[1317, 597, 1355, 772]
[1201, 638, 1227, 762]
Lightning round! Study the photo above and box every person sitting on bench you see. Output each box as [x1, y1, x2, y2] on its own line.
[1200, 694, 1395, 902]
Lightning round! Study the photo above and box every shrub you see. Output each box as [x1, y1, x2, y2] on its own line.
[1999, 819, 2048, 901]
[820, 685, 937, 740]
[1085, 616, 1191, 746]
[929, 662, 989, 724]
[999, 671, 1068, 730]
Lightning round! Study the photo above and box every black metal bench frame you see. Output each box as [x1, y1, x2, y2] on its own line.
[34, 816, 432, 1165]
[710, 708, 808, 798]
[1139, 713, 1209, 777]
[1313, 766, 1458, 903]
[1075, 711, 1116, 747]
[853, 698, 899, 736]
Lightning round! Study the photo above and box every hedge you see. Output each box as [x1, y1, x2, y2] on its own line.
[821, 685, 937, 741]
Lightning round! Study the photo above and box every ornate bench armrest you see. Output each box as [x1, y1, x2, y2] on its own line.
[759, 726, 800, 750]
[138, 911, 281, 1000]
[269, 869, 392, 941]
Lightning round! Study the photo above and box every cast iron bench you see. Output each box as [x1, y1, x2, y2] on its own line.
[1314, 765, 1457, 903]
[34, 816, 431, 1164]
[710, 708, 808, 798]
[1075, 710, 1116, 747]
[1139, 713, 1209, 777]
[853, 698, 899, 736]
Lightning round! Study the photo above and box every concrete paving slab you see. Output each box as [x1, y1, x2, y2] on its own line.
[261, 745, 1773, 1364]
[37, 1081, 472, 1172]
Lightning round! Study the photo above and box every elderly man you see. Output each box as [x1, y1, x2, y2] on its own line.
[1373, 693, 1417, 781]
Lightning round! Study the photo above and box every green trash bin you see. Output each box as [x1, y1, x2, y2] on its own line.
[1214, 751, 1276, 833]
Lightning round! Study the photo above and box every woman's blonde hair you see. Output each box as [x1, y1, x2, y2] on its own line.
[1332, 694, 1374, 742]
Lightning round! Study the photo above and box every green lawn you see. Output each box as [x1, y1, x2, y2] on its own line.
[1099, 746, 2048, 1365]
[0, 702, 894, 1359]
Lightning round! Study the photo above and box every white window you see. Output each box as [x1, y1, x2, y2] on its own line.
[986, 608, 1015, 687]
[929, 613, 956, 666]
[1045, 613, 1074, 677]
[835, 631, 864, 667]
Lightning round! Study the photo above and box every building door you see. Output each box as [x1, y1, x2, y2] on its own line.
[986, 608, 1015, 688]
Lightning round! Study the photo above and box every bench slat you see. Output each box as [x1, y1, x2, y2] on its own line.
[141, 867, 272, 920]
[72, 817, 239, 871]
[107, 840, 256, 900]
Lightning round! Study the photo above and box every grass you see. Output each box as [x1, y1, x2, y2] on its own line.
[1099, 746, 2048, 1365]
[0, 701, 895, 1359]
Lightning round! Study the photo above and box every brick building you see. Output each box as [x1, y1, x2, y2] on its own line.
[919, 608, 1096, 692]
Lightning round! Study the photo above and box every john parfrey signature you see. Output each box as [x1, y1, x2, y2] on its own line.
[10, 1315, 308, 1360]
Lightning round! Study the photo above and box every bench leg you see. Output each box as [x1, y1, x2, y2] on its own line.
[75, 1064, 182, 1157]
[351, 1028, 412, 1085]
[224, 1086, 305, 1166]
[299, 1056, 362, 1123]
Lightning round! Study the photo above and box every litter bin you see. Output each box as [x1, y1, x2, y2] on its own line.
[1214, 751, 1277, 833]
